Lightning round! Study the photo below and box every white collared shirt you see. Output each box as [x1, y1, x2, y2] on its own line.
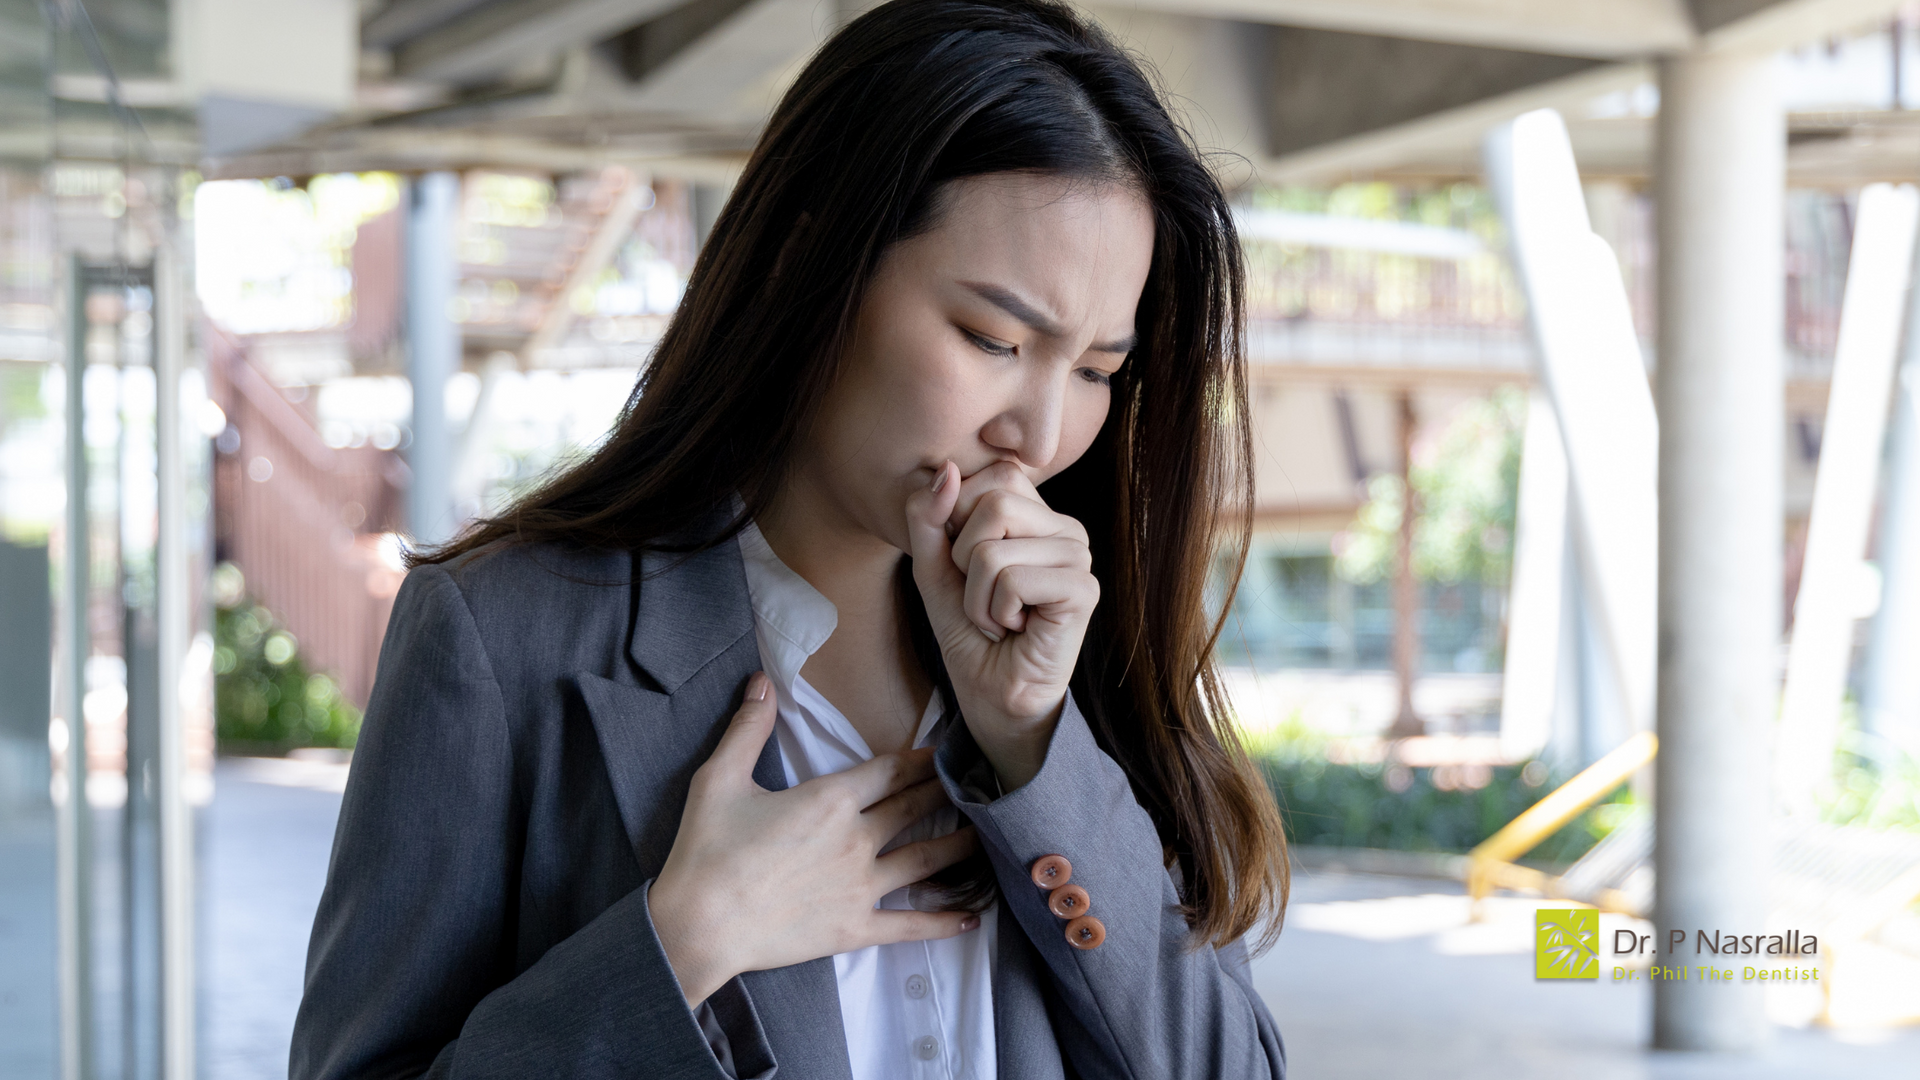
[737, 520, 998, 1080]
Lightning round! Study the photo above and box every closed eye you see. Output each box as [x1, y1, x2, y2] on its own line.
[1079, 367, 1112, 387]
[962, 328, 1015, 357]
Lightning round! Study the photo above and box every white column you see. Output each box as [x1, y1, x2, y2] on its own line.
[1498, 390, 1568, 763]
[407, 172, 459, 546]
[1777, 184, 1919, 803]
[1652, 48, 1782, 1053]
[1483, 109, 1659, 765]
[1862, 247, 1920, 756]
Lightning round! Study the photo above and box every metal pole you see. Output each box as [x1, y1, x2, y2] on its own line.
[57, 254, 94, 1080]
[153, 241, 195, 1080]
[1388, 391, 1423, 737]
[407, 172, 459, 546]
[1652, 48, 1782, 1053]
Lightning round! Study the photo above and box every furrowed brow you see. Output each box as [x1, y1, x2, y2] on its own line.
[963, 281, 1063, 337]
[962, 280, 1135, 355]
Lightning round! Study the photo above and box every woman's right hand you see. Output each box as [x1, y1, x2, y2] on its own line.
[647, 671, 982, 1007]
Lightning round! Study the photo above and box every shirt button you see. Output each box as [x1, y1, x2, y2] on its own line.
[914, 1035, 940, 1060]
[905, 974, 929, 999]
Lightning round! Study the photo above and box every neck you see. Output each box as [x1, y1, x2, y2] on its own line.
[757, 468, 931, 756]
[756, 471, 900, 612]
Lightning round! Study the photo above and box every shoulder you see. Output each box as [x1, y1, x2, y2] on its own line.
[393, 539, 638, 685]
[431, 537, 632, 614]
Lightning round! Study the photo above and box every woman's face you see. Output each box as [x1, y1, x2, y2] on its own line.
[792, 171, 1155, 552]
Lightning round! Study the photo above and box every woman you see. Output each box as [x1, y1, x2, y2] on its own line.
[291, 1, 1289, 1077]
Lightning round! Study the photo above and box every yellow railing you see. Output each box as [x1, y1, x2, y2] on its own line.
[1466, 731, 1657, 913]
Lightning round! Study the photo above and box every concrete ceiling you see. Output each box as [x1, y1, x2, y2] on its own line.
[201, 0, 1917, 186]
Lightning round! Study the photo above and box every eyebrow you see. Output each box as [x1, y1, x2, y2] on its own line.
[961, 280, 1137, 355]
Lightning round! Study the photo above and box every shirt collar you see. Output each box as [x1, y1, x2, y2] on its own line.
[736, 517, 838, 698]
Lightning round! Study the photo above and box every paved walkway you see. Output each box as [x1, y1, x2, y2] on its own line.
[204, 759, 347, 1080]
[199, 761, 1920, 1080]
[1247, 870, 1920, 1078]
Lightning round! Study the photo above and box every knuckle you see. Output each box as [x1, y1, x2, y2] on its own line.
[818, 786, 859, 818]
[972, 539, 1009, 575]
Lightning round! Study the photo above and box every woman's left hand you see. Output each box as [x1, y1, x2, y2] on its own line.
[905, 459, 1099, 792]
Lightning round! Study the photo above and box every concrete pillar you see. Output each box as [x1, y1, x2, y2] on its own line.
[1652, 49, 1782, 1052]
[1863, 280, 1920, 756]
[407, 172, 459, 546]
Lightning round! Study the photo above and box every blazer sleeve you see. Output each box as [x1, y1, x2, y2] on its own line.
[290, 564, 775, 1080]
[935, 694, 1287, 1080]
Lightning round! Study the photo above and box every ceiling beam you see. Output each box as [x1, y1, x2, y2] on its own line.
[1104, 0, 1697, 60]
[1263, 61, 1648, 182]
[612, 0, 760, 82]
[1266, 26, 1600, 160]
[362, 0, 497, 49]
[1697, 0, 1906, 53]
[393, 0, 687, 82]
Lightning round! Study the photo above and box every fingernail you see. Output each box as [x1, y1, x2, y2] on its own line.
[960, 915, 980, 932]
[978, 625, 1003, 644]
[749, 672, 769, 701]
[931, 463, 952, 494]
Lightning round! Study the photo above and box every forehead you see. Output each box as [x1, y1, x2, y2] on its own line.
[902, 173, 1154, 326]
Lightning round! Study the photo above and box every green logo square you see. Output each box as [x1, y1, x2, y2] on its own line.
[1535, 908, 1599, 979]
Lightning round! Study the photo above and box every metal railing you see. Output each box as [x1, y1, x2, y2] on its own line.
[207, 326, 405, 708]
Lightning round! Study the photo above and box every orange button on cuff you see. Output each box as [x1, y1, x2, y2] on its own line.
[1064, 915, 1106, 950]
[1030, 855, 1072, 890]
[1047, 884, 1090, 920]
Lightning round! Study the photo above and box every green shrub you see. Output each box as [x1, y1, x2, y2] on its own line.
[1819, 719, 1920, 833]
[1261, 754, 1629, 863]
[1252, 715, 1633, 862]
[212, 566, 360, 754]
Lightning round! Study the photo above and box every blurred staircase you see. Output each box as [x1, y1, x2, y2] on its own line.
[207, 325, 407, 708]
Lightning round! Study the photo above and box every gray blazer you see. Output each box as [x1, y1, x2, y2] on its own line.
[290, 532, 1286, 1080]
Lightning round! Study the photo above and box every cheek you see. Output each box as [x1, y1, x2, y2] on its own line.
[832, 330, 980, 467]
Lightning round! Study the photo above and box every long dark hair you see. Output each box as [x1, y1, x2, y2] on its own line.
[418, 0, 1288, 950]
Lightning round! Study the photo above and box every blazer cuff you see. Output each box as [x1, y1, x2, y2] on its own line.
[642, 883, 777, 1080]
[934, 691, 1164, 887]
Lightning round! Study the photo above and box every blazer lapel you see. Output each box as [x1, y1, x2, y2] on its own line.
[579, 530, 853, 1080]
[628, 538, 757, 695]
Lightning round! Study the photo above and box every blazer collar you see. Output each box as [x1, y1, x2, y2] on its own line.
[628, 513, 757, 694]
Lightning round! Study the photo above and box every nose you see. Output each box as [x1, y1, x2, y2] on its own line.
[978, 367, 1065, 472]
